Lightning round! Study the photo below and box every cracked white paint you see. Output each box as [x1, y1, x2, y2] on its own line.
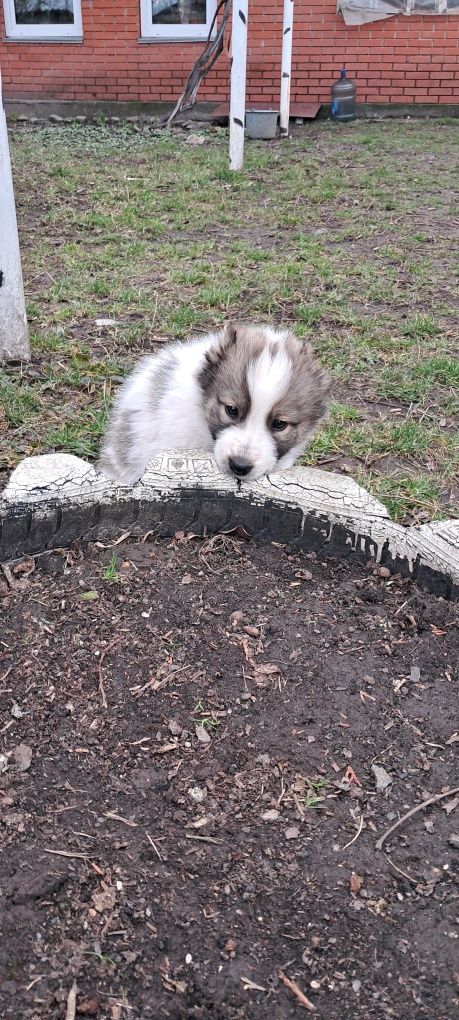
[1, 451, 458, 586]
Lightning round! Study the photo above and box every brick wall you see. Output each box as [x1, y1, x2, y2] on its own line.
[1, 1, 458, 105]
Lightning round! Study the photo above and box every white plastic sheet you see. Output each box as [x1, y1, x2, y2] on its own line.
[337, 0, 458, 26]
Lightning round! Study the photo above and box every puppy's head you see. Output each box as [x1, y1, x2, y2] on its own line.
[198, 322, 330, 481]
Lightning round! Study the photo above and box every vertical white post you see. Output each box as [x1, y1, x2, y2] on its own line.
[0, 70, 30, 363]
[280, 0, 294, 137]
[229, 0, 248, 172]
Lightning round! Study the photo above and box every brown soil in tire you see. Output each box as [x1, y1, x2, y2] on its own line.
[0, 532, 458, 1019]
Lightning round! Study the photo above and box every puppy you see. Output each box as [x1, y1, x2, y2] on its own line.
[98, 322, 330, 485]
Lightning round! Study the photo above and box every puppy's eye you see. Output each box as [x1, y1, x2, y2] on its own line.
[271, 419, 288, 432]
[225, 405, 239, 419]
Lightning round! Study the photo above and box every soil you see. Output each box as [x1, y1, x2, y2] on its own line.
[0, 531, 458, 1020]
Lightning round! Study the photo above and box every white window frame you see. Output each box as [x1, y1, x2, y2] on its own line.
[3, 0, 82, 39]
[140, 0, 217, 40]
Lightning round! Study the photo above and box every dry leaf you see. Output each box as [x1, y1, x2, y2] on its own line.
[91, 883, 116, 913]
[350, 872, 364, 895]
[254, 663, 280, 675]
[443, 797, 458, 816]
[344, 766, 361, 787]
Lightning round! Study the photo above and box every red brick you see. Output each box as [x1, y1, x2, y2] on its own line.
[0, 0, 457, 105]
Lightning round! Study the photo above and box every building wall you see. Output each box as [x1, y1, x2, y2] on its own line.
[1, 1, 458, 106]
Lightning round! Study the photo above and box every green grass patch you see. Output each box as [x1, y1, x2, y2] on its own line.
[2, 118, 458, 522]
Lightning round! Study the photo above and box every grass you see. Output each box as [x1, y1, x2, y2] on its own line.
[1, 118, 458, 524]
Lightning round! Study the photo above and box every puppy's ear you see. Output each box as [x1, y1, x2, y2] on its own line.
[296, 342, 331, 426]
[199, 325, 238, 395]
[205, 323, 238, 367]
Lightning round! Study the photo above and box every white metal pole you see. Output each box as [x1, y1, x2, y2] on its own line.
[0, 70, 29, 362]
[229, 0, 249, 171]
[280, 0, 294, 136]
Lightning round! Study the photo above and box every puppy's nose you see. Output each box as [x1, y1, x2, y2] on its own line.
[228, 456, 252, 478]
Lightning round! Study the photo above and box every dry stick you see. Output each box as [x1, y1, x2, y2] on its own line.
[43, 848, 96, 860]
[341, 813, 364, 851]
[97, 636, 122, 709]
[375, 785, 459, 851]
[278, 970, 316, 1012]
[147, 832, 164, 862]
[65, 979, 77, 1020]
[161, 0, 232, 127]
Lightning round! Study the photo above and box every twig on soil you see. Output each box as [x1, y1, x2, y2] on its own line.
[25, 975, 46, 992]
[104, 811, 137, 828]
[185, 833, 223, 844]
[97, 636, 122, 709]
[241, 977, 267, 993]
[375, 785, 459, 850]
[65, 979, 77, 1020]
[0, 665, 13, 685]
[278, 970, 316, 1012]
[341, 813, 364, 851]
[384, 854, 416, 885]
[94, 531, 132, 549]
[146, 832, 164, 861]
[43, 848, 96, 860]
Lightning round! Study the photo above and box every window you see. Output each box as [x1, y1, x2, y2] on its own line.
[3, 0, 82, 39]
[140, 0, 217, 40]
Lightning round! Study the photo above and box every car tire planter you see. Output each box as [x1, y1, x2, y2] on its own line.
[1, 452, 458, 600]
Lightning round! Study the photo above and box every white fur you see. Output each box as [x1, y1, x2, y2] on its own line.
[213, 345, 293, 479]
[100, 337, 215, 484]
[99, 326, 321, 485]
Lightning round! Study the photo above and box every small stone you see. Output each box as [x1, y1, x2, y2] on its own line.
[371, 764, 392, 793]
[352, 980, 361, 994]
[13, 743, 32, 772]
[378, 566, 391, 578]
[185, 953, 192, 964]
[261, 809, 279, 822]
[449, 834, 459, 849]
[285, 826, 300, 840]
[189, 785, 207, 803]
[195, 724, 211, 744]
[243, 625, 260, 638]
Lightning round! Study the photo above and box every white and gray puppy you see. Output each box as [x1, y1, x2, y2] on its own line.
[98, 322, 330, 485]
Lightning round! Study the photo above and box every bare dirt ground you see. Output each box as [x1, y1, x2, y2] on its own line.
[1, 531, 458, 1019]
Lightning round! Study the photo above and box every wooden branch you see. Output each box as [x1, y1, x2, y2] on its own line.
[160, 0, 233, 127]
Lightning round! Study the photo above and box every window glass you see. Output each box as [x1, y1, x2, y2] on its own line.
[13, 0, 75, 24]
[152, 0, 206, 25]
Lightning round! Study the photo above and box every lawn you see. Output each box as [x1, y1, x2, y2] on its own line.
[1, 118, 458, 524]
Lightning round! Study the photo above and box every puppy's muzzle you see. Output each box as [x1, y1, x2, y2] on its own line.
[228, 456, 253, 478]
